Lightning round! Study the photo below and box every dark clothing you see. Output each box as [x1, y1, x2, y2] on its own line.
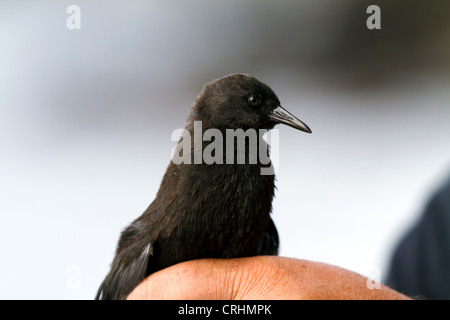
[385, 174, 450, 299]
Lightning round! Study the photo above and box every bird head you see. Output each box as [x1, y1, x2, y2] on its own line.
[188, 73, 311, 134]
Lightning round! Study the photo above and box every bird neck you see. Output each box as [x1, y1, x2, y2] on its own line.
[178, 120, 271, 167]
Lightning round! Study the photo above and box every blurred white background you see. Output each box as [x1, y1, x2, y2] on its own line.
[1, 0, 449, 299]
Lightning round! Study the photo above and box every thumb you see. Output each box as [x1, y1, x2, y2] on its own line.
[126, 256, 293, 300]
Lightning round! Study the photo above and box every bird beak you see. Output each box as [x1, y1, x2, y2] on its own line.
[269, 106, 312, 133]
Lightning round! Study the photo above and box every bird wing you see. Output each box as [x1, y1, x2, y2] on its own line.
[96, 240, 153, 300]
[96, 163, 181, 300]
[257, 217, 279, 255]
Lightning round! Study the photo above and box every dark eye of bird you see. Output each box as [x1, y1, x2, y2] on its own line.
[248, 94, 262, 107]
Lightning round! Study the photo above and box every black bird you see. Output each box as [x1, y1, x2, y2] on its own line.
[96, 73, 311, 300]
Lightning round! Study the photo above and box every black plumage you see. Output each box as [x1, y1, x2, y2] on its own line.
[96, 74, 311, 300]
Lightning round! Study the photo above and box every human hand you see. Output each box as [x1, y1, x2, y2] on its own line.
[127, 256, 410, 300]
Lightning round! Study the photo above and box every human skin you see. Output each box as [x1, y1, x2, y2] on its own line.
[127, 256, 410, 300]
